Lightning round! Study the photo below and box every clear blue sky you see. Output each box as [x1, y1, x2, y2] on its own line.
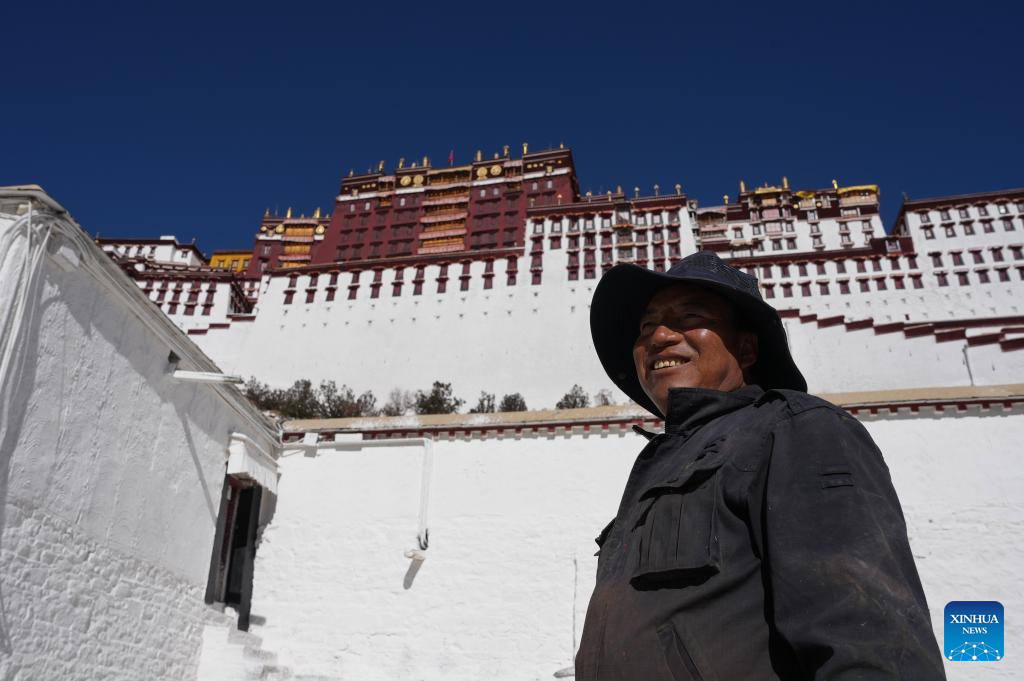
[2, 0, 1021, 253]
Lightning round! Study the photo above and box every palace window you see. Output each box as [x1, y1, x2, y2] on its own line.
[964, 222, 975, 235]
[762, 265, 773, 278]
[931, 254, 943, 267]
[840, 207, 859, 217]
[992, 248, 1004, 262]
[800, 283, 811, 296]
[918, 212, 931, 224]
[859, 280, 870, 292]
[819, 283, 830, 295]
[944, 226, 955, 237]
[923, 227, 935, 239]
[733, 227, 743, 239]
[772, 241, 782, 251]
[807, 210, 818, 221]
[983, 221, 995, 233]
[1003, 218, 1016, 231]
[952, 252, 964, 266]
[936, 272, 948, 286]
[959, 208, 970, 219]
[998, 268, 1010, 282]
[653, 214, 662, 225]
[856, 260, 867, 273]
[912, 275, 923, 289]
[786, 238, 796, 249]
[957, 272, 969, 285]
[876, 279, 887, 291]
[569, 220, 579, 233]
[971, 251, 984, 264]
[978, 205, 989, 216]
[940, 209, 951, 221]
[839, 280, 850, 294]
[752, 225, 762, 236]
[785, 222, 795, 232]
[840, 234, 853, 245]
[1011, 246, 1023, 260]
[978, 270, 990, 284]
[764, 285, 775, 299]
[894, 276, 905, 290]
[816, 262, 827, 275]
[998, 203, 1009, 215]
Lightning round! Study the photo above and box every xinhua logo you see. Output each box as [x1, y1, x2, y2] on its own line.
[944, 601, 1003, 661]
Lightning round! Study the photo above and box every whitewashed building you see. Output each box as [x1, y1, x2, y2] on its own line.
[0, 187, 281, 681]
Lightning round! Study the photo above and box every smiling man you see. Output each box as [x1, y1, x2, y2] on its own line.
[577, 251, 945, 680]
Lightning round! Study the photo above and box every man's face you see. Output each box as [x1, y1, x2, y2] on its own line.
[632, 282, 758, 414]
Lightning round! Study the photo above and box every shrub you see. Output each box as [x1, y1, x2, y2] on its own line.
[414, 381, 465, 415]
[498, 393, 528, 412]
[469, 392, 496, 414]
[555, 384, 590, 410]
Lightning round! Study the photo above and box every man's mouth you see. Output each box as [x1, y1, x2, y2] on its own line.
[652, 358, 688, 371]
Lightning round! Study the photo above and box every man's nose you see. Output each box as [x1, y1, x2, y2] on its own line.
[650, 324, 684, 349]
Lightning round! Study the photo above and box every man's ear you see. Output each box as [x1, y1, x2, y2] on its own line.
[738, 331, 758, 370]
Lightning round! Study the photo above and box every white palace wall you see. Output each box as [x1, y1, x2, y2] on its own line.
[0, 193, 279, 681]
[189, 240, 1024, 409]
[236, 406, 1024, 681]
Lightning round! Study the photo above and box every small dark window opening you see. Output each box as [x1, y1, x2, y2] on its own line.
[205, 478, 264, 631]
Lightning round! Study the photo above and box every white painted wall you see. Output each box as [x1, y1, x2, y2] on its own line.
[188, 244, 1024, 411]
[239, 409, 1024, 681]
[0, 201, 277, 681]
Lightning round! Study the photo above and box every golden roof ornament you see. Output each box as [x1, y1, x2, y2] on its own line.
[522, 142, 529, 155]
[782, 176, 789, 189]
[616, 185, 622, 194]
[739, 180, 746, 193]
[264, 207, 270, 217]
[653, 184, 660, 196]
[398, 157, 405, 169]
[476, 150, 482, 162]
[559, 141, 564, 149]
[422, 155, 429, 167]
[348, 169, 354, 177]
[675, 184, 682, 195]
[634, 186, 640, 198]
[832, 178, 839, 189]
[723, 195, 729, 205]
[314, 207, 321, 219]
[286, 207, 292, 218]
[503, 145, 510, 157]
[378, 160, 385, 172]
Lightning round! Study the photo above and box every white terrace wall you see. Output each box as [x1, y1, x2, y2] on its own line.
[189, 250, 1024, 410]
[241, 407, 1024, 681]
[0, 203, 277, 681]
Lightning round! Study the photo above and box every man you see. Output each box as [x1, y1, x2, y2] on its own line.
[577, 251, 945, 680]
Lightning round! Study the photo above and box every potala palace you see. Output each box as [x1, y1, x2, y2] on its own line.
[2, 143, 1022, 681]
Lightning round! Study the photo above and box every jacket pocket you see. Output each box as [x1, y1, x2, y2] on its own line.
[630, 445, 725, 589]
[656, 618, 716, 681]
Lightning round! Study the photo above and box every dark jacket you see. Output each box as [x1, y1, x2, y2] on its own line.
[576, 384, 945, 681]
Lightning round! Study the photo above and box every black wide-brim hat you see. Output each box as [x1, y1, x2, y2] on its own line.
[590, 250, 807, 417]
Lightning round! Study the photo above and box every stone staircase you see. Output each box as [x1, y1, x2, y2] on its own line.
[196, 605, 306, 681]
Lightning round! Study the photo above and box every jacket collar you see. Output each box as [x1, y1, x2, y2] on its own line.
[663, 384, 764, 435]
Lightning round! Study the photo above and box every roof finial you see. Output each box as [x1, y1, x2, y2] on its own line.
[314, 207, 321, 219]
[348, 169, 354, 177]
[398, 157, 405, 169]
[723, 195, 729, 205]
[476, 149, 482, 162]
[634, 186, 640, 198]
[782, 176, 789, 189]
[559, 141, 564, 149]
[653, 184, 660, 196]
[739, 180, 746, 193]
[286, 207, 292, 218]
[503, 144, 510, 157]
[423, 155, 429, 167]
[675, 184, 682, 195]
[522, 142, 529, 155]
[378, 160, 385, 172]
[832, 178, 838, 189]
